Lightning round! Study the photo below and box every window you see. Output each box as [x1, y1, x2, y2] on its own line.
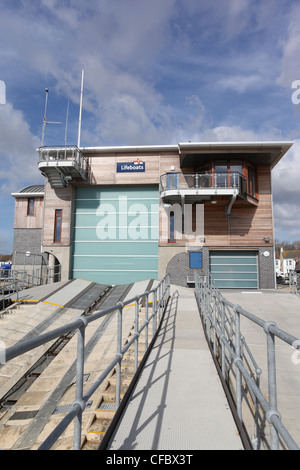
[210, 159, 257, 197]
[27, 198, 34, 216]
[167, 173, 178, 189]
[169, 211, 175, 243]
[248, 166, 256, 197]
[229, 163, 243, 187]
[214, 162, 228, 187]
[54, 209, 62, 243]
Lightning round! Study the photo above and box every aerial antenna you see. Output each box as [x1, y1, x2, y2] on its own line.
[65, 98, 70, 146]
[77, 69, 84, 148]
[41, 88, 62, 146]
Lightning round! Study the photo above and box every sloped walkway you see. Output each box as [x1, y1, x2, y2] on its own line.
[107, 286, 244, 450]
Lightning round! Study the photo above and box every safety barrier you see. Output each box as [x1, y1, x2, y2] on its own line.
[2, 274, 170, 450]
[194, 273, 300, 450]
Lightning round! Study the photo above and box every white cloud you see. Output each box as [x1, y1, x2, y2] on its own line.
[272, 140, 300, 241]
[0, 103, 42, 194]
[217, 74, 269, 94]
[0, 80, 5, 104]
[277, 4, 300, 88]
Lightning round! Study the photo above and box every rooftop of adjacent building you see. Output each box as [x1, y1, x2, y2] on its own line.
[11, 185, 44, 198]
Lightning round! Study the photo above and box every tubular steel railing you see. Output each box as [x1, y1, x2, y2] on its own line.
[38, 145, 89, 179]
[194, 273, 300, 450]
[1, 274, 170, 450]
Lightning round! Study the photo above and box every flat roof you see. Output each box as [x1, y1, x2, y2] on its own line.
[80, 141, 293, 168]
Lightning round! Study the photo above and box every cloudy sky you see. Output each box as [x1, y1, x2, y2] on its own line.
[1, 0, 300, 254]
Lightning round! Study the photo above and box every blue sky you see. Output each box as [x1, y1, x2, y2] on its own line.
[1, 0, 300, 254]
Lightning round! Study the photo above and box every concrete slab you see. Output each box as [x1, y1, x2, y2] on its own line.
[44, 279, 91, 307]
[218, 289, 300, 449]
[108, 285, 244, 450]
[11, 280, 70, 303]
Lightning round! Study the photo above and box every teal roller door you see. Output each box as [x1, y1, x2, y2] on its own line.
[72, 185, 159, 284]
[210, 251, 258, 289]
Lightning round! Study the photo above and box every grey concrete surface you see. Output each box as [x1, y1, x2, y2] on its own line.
[108, 285, 244, 450]
[220, 287, 300, 448]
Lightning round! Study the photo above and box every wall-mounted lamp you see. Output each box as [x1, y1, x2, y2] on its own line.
[264, 237, 270, 243]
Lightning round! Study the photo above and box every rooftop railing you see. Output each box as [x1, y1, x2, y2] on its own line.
[37, 145, 89, 177]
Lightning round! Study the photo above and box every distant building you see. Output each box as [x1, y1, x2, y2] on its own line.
[11, 141, 293, 289]
[275, 249, 300, 276]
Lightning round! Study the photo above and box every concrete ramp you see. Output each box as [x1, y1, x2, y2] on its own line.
[107, 285, 244, 450]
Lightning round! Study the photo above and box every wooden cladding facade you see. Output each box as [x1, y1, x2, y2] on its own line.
[203, 167, 273, 247]
[39, 151, 274, 249]
[14, 197, 44, 229]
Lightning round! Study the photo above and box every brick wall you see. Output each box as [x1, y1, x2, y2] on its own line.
[12, 228, 43, 264]
[166, 246, 275, 289]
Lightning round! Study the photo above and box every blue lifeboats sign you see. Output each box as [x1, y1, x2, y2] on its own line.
[117, 159, 145, 173]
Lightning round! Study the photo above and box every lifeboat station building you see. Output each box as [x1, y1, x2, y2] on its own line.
[11, 141, 292, 290]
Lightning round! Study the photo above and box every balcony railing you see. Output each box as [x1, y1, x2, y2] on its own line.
[160, 172, 246, 194]
[38, 145, 89, 180]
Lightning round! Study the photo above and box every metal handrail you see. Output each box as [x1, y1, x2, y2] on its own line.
[37, 145, 88, 174]
[194, 273, 300, 450]
[1, 273, 170, 450]
[160, 172, 246, 192]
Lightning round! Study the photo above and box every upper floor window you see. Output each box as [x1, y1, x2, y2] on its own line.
[27, 198, 35, 216]
[248, 166, 256, 197]
[54, 209, 62, 243]
[210, 159, 257, 197]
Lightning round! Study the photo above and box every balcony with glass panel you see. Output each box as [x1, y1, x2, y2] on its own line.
[160, 172, 247, 208]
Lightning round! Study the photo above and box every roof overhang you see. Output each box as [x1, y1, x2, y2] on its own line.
[11, 192, 45, 198]
[79, 141, 293, 169]
[178, 141, 293, 168]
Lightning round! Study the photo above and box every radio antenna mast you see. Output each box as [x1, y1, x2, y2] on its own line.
[77, 70, 84, 148]
[41, 88, 62, 146]
[65, 98, 70, 146]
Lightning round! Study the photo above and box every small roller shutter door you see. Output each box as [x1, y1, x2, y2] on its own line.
[209, 250, 258, 289]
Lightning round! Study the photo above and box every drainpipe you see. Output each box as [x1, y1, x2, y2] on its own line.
[226, 190, 238, 216]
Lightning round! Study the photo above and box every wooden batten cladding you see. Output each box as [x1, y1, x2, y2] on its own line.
[81, 152, 161, 186]
[14, 197, 44, 229]
[160, 165, 274, 248]
[42, 182, 74, 247]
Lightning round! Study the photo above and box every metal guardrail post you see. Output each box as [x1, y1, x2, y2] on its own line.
[221, 301, 226, 380]
[152, 290, 157, 335]
[73, 318, 88, 450]
[134, 299, 139, 373]
[264, 321, 280, 450]
[145, 292, 149, 352]
[234, 305, 242, 422]
[212, 295, 217, 356]
[116, 303, 123, 410]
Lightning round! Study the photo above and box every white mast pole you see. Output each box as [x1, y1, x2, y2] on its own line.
[41, 88, 48, 146]
[77, 70, 84, 148]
